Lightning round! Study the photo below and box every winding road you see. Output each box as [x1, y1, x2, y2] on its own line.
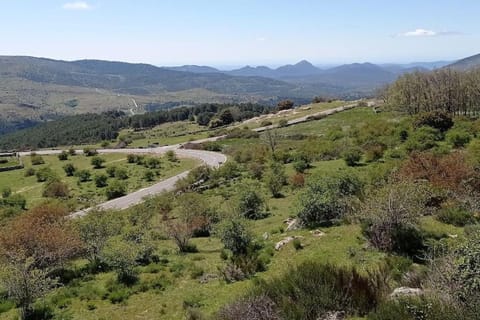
[18, 102, 366, 217]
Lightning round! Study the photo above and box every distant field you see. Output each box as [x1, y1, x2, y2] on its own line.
[0, 153, 197, 210]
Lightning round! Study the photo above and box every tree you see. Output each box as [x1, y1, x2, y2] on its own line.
[296, 171, 362, 228]
[261, 130, 280, 154]
[35, 167, 55, 182]
[218, 219, 252, 257]
[264, 161, 287, 198]
[219, 108, 235, 125]
[105, 181, 126, 200]
[237, 184, 266, 220]
[57, 151, 68, 161]
[361, 182, 428, 256]
[63, 163, 76, 176]
[42, 179, 70, 198]
[0, 260, 57, 320]
[76, 169, 91, 182]
[91, 156, 106, 169]
[0, 204, 82, 318]
[101, 238, 139, 284]
[94, 174, 108, 188]
[342, 147, 362, 166]
[277, 99, 294, 111]
[165, 150, 178, 162]
[75, 210, 121, 266]
[167, 193, 215, 252]
[114, 167, 128, 180]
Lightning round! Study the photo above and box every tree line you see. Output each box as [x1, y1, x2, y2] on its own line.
[383, 68, 480, 115]
[0, 103, 274, 150]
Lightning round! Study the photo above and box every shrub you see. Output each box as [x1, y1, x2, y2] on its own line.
[94, 174, 108, 188]
[237, 187, 266, 220]
[292, 238, 303, 251]
[289, 173, 305, 188]
[264, 161, 287, 198]
[43, 180, 70, 198]
[414, 111, 453, 132]
[446, 129, 471, 148]
[217, 295, 281, 320]
[364, 144, 385, 162]
[76, 169, 91, 183]
[404, 126, 441, 152]
[165, 150, 177, 162]
[296, 171, 362, 228]
[277, 99, 294, 111]
[91, 156, 105, 169]
[24, 167, 35, 177]
[361, 183, 428, 257]
[143, 170, 155, 181]
[260, 120, 273, 127]
[63, 163, 76, 177]
[36, 167, 55, 182]
[114, 168, 128, 180]
[68, 148, 76, 156]
[30, 153, 45, 165]
[218, 219, 252, 257]
[222, 262, 386, 319]
[57, 151, 69, 161]
[106, 166, 117, 178]
[105, 181, 126, 199]
[2, 187, 12, 199]
[278, 119, 288, 127]
[83, 148, 98, 157]
[126, 154, 137, 163]
[293, 159, 309, 173]
[342, 147, 362, 166]
[437, 206, 475, 226]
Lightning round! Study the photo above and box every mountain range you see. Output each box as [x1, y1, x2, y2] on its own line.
[0, 54, 478, 135]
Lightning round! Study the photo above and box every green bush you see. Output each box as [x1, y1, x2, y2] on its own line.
[94, 174, 108, 188]
[114, 168, 128, 180]
[83, 148, 98, 157]
[342, 147, 362, 166]
[36, 167, 55, 182]
[63, 163, 76, 176]
[292, 238, 303, 251]
[237, 186, 266, 220]
[24, 167, 36, 177]
[76, 169, 91, 183]
[30, 153, 45, 165]
[437, 207, 475, 226]
[57, 151, 69, 161]
[1, 187, 12, 199]
[404, 126, 441, 152]
[446, 129, 472, 148]
[293, 159, 309, 173]
[223, 262, 386, 319]
[105, 181, 126, 199]
[91, 156, 106, 169]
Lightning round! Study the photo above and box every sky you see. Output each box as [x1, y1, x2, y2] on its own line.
[1, 0, 479, 68]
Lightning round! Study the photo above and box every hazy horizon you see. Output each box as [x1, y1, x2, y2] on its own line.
[1, 1, 479, 66]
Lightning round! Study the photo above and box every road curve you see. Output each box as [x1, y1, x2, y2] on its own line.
[19, 147, 226, 217]
[18, 102, 362, 217]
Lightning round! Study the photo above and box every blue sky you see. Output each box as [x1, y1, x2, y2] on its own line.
[1, 1, 479, 67]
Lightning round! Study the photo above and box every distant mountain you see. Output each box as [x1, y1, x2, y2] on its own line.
[227, 60, 322, 79]
[164, 65, 220, 73]
[275, 60, 322, 77]
[0, 56, 318, 134]
[446, 53, 480, 71]
[228, 65, 276, 77]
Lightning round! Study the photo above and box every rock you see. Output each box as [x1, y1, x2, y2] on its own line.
[317, 311, 346, 320]
[275, 236, 302, 251]
[311, 229, 325, 237]
[448, 234, 458, 238]
[390, 287, 423, 298]
[198, 273, 218, 284]
[262, 232, 269, 240]
[284, 217, 300, 231]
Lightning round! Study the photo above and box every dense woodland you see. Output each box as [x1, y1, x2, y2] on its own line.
[384, 68, 480, 115]
[0, 103, 273, 150]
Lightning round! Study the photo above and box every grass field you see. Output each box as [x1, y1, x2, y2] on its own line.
[0, 153, 198, 210]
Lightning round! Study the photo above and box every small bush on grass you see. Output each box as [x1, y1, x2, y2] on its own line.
[437, 206, 475, 226]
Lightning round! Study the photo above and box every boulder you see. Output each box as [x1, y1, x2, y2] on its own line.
[390, 287, 423, 298]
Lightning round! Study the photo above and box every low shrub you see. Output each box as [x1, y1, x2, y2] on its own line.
[437, 206, 475, 226]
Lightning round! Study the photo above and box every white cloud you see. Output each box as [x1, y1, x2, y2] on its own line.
[256, 37, 267, 42]
[62, 1, 92, 10]
[397, 28, 463, 37]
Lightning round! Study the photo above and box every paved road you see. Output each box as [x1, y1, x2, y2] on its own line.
[19, 102, 364, 217]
